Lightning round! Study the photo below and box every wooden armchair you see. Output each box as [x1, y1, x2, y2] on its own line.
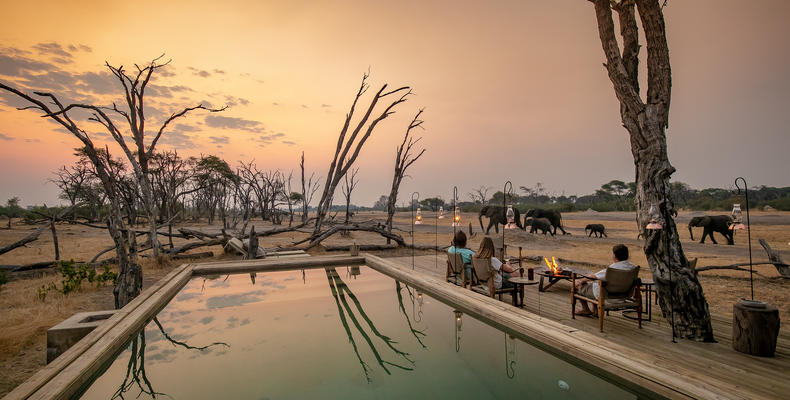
[571, 266, 642, 332]
[471, 257, 517, 305]
[446, 252, 469, 288]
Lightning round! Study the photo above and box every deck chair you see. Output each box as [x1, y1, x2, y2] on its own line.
[471, 257, 517, 305]
[446, 252, 469, 288]
[571, 266, 642, 332]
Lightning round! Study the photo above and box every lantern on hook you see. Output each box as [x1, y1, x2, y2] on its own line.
[645, 203, 663, 230]
[415, 206, 423, 225]
[730, 203, 747, 230]
[505, 204, 517, 230]
[453, 206, 462, 227]
[438, 206, 445, 219]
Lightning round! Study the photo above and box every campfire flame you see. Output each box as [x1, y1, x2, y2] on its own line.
[544, 256, 561, 274]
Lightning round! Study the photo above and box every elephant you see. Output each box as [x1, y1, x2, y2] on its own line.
[478, 205, 523, 234]
[524, 209, 568, 235]
[688, 215, 734, 245]
[524, 217, 553, 235]
[585, 224, 607, 238]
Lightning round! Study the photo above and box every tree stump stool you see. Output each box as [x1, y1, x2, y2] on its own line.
[732, 301, 780, 357]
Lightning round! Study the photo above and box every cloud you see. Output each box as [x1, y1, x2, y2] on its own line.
[33, 42, 72, 59]
[209, 135, 230, 144]
[321, 104, 332, 108]
[272, 102, 279, 106]
[213, 69, 226, 75]
[0, 133, 14, 141]
[255, 132, 286, 147]
[24, 138, 40, 143]
[78, 44, 92, 52]
[0, 50, 56, 76]
[174, 123, 199, 132]
[282, 140, 296, 145]
[204, 115, 263, 132]
[301, 104, 309, 109]
[223, 95, 250, 108]
[157, 131, 197, 149]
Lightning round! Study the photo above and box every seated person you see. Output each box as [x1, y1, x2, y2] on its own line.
[575, 244, 637, 316]
[474, 237, 520, 289]
[447, 231, 475, 279]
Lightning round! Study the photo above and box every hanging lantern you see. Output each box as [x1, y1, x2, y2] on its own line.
[730, 203, 747, 230]
[415, 206, 423, 224]
[505, 204, 516, 229]
[438, 206, 445, 219]
[453, 206, 461, 227]
[645, 203, 663, 230]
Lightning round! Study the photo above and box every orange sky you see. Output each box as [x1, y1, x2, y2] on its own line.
[1, 0, 789, 206]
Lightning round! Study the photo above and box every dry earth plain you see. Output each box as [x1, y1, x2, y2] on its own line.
[0, 210, 788, 395]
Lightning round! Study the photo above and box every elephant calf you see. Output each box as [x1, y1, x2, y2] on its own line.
[585, 224, 607, 238]
[525, 217, 554, 236]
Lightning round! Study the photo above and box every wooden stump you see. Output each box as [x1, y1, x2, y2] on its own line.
[732, 301, 780, 357]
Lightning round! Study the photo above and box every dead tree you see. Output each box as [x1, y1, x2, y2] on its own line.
[100, 56, 225, 259]
[313, 72, 411, 236]
[385, 109, 426, 241]
[469, 185, 492, 205]
[299, 152, 321, 223]
[341, 167, 360, 225]
[588, 0, 713, 340]
[0, 83, 140, 308]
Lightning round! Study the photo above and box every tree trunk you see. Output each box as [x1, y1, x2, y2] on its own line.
[591, 0, 713, 340]
[50, 221, 60, 261]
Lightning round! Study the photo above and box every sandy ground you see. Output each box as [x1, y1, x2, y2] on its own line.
[0, 210, 788, 395]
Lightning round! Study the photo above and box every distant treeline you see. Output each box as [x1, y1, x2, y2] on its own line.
[373, 180, 790, 213]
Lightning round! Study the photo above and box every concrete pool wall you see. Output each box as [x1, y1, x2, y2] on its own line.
[3, 253, 724, 399]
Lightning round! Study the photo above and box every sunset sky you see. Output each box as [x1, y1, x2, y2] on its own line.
[1, 0, 789, 207]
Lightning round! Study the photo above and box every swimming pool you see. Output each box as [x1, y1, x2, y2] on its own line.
[78, 266, 636, 399]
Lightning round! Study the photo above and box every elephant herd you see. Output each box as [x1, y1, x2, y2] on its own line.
[478, 206, 568, 236]
[477, 206, 739, 245]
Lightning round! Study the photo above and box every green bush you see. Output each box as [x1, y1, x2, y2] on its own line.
[37, 261, 117, 301]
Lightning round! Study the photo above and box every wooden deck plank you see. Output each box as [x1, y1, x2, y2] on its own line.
[392, 254, 789, 400]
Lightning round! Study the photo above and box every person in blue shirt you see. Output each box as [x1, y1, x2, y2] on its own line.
[447, 231, 475, 279]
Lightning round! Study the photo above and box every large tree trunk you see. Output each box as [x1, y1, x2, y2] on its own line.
[592, 0, 713, 340]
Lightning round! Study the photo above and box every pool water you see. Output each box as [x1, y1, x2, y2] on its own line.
[79, 266, 636, 399]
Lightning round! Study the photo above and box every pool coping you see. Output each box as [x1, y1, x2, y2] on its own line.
[3, 253, 734, 400]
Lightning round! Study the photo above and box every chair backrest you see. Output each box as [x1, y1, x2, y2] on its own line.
[447, 252, 464, 274]
[471, 257, 493, 282]
[603, 266, 640, 297]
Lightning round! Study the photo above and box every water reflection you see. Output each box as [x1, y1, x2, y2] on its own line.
[505, 333, 517, 379]
[454, 310, 463, 352]
[395, 282, 427, 349]
[325, 268, 414, 382]
[110, 318, 229, 399]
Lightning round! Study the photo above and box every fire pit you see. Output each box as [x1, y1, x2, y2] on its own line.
[536, 257, 578, 292]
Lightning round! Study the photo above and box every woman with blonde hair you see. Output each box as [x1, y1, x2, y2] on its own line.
[474, 237, 520, 290]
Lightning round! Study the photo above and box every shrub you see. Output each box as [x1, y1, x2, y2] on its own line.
[37, 261, 117, 301]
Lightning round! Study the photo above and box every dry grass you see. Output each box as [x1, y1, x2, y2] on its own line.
[0, 210, 788, 396]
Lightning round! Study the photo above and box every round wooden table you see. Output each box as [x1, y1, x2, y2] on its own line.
[508, 277, 539, 308]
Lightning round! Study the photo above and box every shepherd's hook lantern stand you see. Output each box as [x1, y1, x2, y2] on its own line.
[646, 203, 676, 343]
[502, 181, 514, 259]
[731, 177, 780, 357]
[411, 192, 419, 270]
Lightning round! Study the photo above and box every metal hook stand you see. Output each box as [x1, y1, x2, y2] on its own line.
[503, 181, 513, 259]
[504, 333, 516, 379]
[435, 199, 439, 270]
[411, 192, 419, 270]
[735, 177, 754, 300]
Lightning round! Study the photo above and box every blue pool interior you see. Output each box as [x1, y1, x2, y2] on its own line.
[79, 266, 637, 399]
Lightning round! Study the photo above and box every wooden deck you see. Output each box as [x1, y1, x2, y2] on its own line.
[385, 254, 790, 400]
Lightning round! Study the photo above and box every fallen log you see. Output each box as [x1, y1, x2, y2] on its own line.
[0, 204, 80, 256]
[324, 244, 399, 252]
[178, 228, 219, 240]
[170, 251, 214, 260]
[759, 239, 790, 278]
[306, 225, 407, 249]
[169, 238, 225, 255]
